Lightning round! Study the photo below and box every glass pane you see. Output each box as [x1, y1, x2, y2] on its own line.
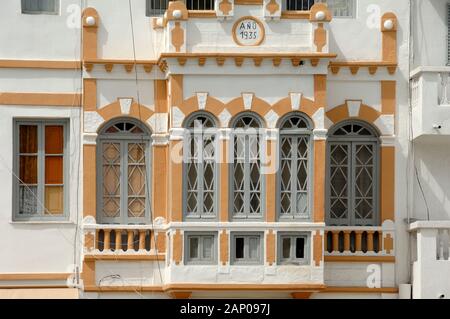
[235, 237, 244, 259]
[295, 237, 305, 258]
[45, 156, 63, 184]
[45, 126, 63, 154]
[282, 237, 291, 259]
[202, 236, 213, 259]
[128, 198, 145, 218]
[103, 198, 120, 217]
[20, 156, 37, 184]
[249, 237, 259, 259]
[189, 237, 199, 259]
[128, 166, 146, 196]
[329, 144, 349, 220]
[19, 186, 37, 214]
[354, 144, 375, 222]
[19, 125, 38, 153]
[45, 186, 63, 215]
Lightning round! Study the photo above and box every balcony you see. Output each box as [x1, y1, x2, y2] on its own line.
[324, 220, 395, 262]
[410, 67, 450, 139]
[409, 221, 450, 299]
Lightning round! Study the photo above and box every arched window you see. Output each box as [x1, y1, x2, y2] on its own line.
[183, 112, 218, 219]
[230, 113, 264, 219]
[278, 113, 312, 219]
[326, 120, 380, 226]
[97, 119, 152, 224]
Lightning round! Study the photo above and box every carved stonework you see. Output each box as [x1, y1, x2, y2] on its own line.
[171, 22, 184, 53]
[219, 0, 232, 15]
[266, 0, 279, 15]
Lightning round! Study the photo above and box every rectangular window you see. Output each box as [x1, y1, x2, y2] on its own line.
[21, 0, 59, 15]
[278, 233, 309, 265]
[14, 120, 68, 221]
[231, 233, 263, 265]
[185, 0, 215, 10]
[283, 0, 355, 18]
[185, 232, 217, 264]
[146, 0, 169, 17]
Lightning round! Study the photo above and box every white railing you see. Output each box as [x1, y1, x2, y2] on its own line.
[409, 221, 450, 298]
[325, 220, 395, 256]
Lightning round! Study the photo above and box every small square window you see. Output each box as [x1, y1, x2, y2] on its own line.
[278, 233, 309, 265]
[231, 233, 263, 265]
[185, 232, 217, 265]
[22, 0, 59, 15]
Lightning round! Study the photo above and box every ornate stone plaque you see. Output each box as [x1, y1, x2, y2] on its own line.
[232, 16, 265, 46]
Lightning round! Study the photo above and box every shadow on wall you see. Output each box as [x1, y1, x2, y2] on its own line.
[413, 142, 450, 221]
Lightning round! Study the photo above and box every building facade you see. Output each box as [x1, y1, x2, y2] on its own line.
[0, 0, 446, 299]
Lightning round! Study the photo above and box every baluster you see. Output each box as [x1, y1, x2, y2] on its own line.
[343, 231, 351, 252]
[367, 231, 374, 253]
[440, 73, 449, 105]
[324, 231, 328, 252]
[378, 231, 383, 254]
[115, 229, 122, 251]
[104, 229, 111, 252]
[127, 230, 134, 251]
[332, 231, 339, 253]
[139, 230, 146, 251]
[355, 231, 363, 252]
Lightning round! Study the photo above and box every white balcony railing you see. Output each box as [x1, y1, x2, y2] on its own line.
[409, 221, 450, 299]
[410, 67, 450, 138]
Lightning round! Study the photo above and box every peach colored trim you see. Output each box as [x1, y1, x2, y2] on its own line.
[173, 230, 183, 265]
[266, 230, 275, 266]
[219, 0, 233, 15]
[314, 23, 326, 53]
[164, 283, 326, 291]
[266, 0, 279, 14]
[171, 22, 185, 53]
[166, 1, 188, 21]
[0, 60, 81, 69]
[324, 256, 395, 263]
[291, 292, 312, 299]
[266, 140, 276, 222]
[85, 233, 95, 251]
[220, 230, 229, 265]
[381, 81, 396, 115]
[161, 52, 337, 59]
[153, 146, 168, 221]
[271, 96, 317, 120]
[170, 75, 184, 107]
[326, 103, 381, 125]
[310, 3, 332, 22]
[313, 230, 322, 266]
[84, 255, 165, 261]
[83, 79, 96, 111]
[313, 140, 325, 222]
[235, 0, 263, 4]
[380, 147, 395, 222]
[0, 93, 81, 107]
[96, 101, 154, 124]
[82, 260, 96, 288]
[329, 61, 397, 75]
[381, 13, 397, 64]
[83, 145, 96, 218]
[321, 286, 398, 294]
[280, 11, 310, 19]
[82, 8, 99, 60]
[0, 273, 71, 281]
[188, 10, 216, 18]
[232, 16, 265, 47]
[0, 285, 70, 289]
[219, 140, 229, 222]
[156, 231, 167, 254]
[384, 234, 394, 254]
[314, 75, 326, 108]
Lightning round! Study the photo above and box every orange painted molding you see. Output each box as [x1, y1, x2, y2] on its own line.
[381, 81, 396, 115]
[380, 147, 395, 222]
[291, 292, 312, 299]
[84, 285, 164, 292]
[161, 52, 337, 59]
[83, 79, 97, 111]
[0, 59, 81, 69]
[280, 11, 310, 19]
[313, 231, 323, 266]
[173, 230, 183, 265]
[83, 254, 166, 261]
[324, 255, 395, 263]
[313, 140, 326, 222]
[82, 8, 99, 60]
[381, 12, 398, 64]
[235, 0, 263, 4]
[188, 10, 216, 18]
[163, 283, 327, 291]
[0, 273, 71, 281]
[322, 286, 398, 294]
[0, 93, 81, 106]
[169, 291, 192, 299]
[329, 61, 397, 75]
[166, 1, 188, 21]
[83, 145, 96, 218]
[266, 230, 276, 265]
[220, 230, 229, 265]
[310, 3, 332, 22]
